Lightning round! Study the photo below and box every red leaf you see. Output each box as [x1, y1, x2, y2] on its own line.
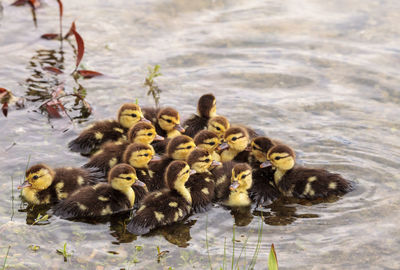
[71, 27, 85, 71]
[56, 0, 63, 18]
[43, 66, 63, 74]
[45, 104, 62, 118]
[77, 70, 103, 79]
[64, 21, 76, 39]
[41, 33, 60, 40]
[11, 0, 28, 6]
[2, 103, 8, 117]
[28, 0, 40, 9]
[0, 88, 8, 94]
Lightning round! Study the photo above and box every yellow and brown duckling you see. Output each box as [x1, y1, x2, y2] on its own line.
[182, 93, 217, 138]
[127, 160, 195, 235]
[122, 143, 161, 204]
[148, 135, 196, 191]
[143, 107, 185, 153]
[18, 164, 97, 205]
[261, 144, 353, 199]
[185, 148, 221, 213]
[83, 121, 163, 175]
[214, 163, 253, 207]
[207, 115, 230, 139]
[53, 164, 145, 219]
[218, 127, 250, 162]
[248, 137, 280, 205]
[194, 130, 222, 162]
[68, 103, 148, 155]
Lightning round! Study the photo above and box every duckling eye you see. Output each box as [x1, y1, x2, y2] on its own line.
[216, 127, 221, 131]
[232, 137, 237, 141]
[275, 156, 281, 160]
[32, 175, 39, 180]
[147, 133, 153, 136]
[131, 114, 137, 117]
[126, 177, 132, 180]
[187, 145, 192, 149]
[166, 119, 172, 123]
[204, 159, 210, 162]
[208, 142, 215, 146]
[144, 153, 149, 157]
[185, 170, 189, 174]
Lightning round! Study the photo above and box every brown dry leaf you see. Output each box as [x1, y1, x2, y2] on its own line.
[41, 33, 60, 40]
[77, 70, 103, 79]
[43, 66, 63, 74]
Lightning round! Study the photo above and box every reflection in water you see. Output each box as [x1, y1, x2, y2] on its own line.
[230, 206, 253, 227]
[19, 203, 52, 225]
[25, 43, 92, 122]
[109, 212, 137, 244]
[253, 197, 320, 226]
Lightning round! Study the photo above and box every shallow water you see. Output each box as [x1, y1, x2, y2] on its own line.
[1, 0, 400, 269]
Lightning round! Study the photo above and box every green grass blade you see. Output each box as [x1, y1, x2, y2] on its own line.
[2, 246, 11, 270]
[206, 215, 213, 270]
[231, 225, 235, 270]
[268, 244, 278, 270]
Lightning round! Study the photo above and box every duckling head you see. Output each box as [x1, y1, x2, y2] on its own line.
[197, 93, 217, 118]
[123, 143, 158, 169]
[230, 163, 252, 192]
[164, 160, 195, 203]
[118, 103, 148, 129]
[194, 130, 221, 154]
[18, 164, 55, 191]
[250, 136, 275, 163]
[207, 116, 230, 138]
[219, 127, 249, 152]
[157, 107, 185, 133]
[264, 144, 296, 171]
[109, 164, 144, 190]
[167, 135, 196, 160]
[127, 121, 164, 145]
[187, 148, 221, 173]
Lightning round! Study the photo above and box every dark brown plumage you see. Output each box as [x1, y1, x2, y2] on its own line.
[19, 164, 97, 205]
[68, 103, 144, 155]
[183, 94, 216, 138]
[148, 135, 195, 191]
[185, 149, 216, 213]
[266, 144, 353, 199]
[127, 161, 193, 235]
[53, 164, 140, 219]
[211, 161, 237, 201]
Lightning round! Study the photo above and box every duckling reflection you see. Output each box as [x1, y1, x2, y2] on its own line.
[109, 212, 137, 244]
[229, 205, 253, 227]
[19, 204, 52, 225]
[253, 197, 319, 226]
[156, 219, 197, 248]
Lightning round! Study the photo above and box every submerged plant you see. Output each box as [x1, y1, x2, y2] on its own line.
[1, 246, 11, 270]
[144, 64, 162, 107]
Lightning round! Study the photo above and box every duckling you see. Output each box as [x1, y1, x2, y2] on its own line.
[127, 160, 195, 235]
[212, 161, 237, 201]
[186, 148, 220, 213]
[261, 144, 353, 199]
[83, 121, 163, 175]
[194, 130, 222, 162]
[215, 163, 253, 207]
[68, 103, 148, 155]
[18, 164, 96, 205]
[218, 127, 250, 162]
[182, 93, 217, 138]
[207, 116, 230, 139]
[143, 107, 185, 153]
[53, 164, 145, 219]
[122, 143, 161, 203]
[248, 137, 280, 205]
[147, 135, 196, 191]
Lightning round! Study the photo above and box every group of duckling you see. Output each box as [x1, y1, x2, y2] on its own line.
[18, 94, 353, 235]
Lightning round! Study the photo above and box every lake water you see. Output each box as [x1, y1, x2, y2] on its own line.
[1, 0, 400, 269]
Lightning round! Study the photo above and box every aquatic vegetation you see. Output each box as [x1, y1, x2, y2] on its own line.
[56, 242, 72, 262]
[145, 64, 162, 107]
[1, 246, 11, 270]
[268, 244, 278, 270]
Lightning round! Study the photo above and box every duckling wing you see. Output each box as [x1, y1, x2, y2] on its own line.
[68, 121, 126, 155]
[249, 167, 280, 205]
[211, 161, 236, 201]
[147, 157, 173, 191]
[127, 190, 191, 235]
[83, 142, 129, 174]
[282, 168, 353, 199]
[182, 114, 208, 138]
[186, 173, 215, 213]
[53, 184, 130, 219]
[53, 168, 97, 201]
